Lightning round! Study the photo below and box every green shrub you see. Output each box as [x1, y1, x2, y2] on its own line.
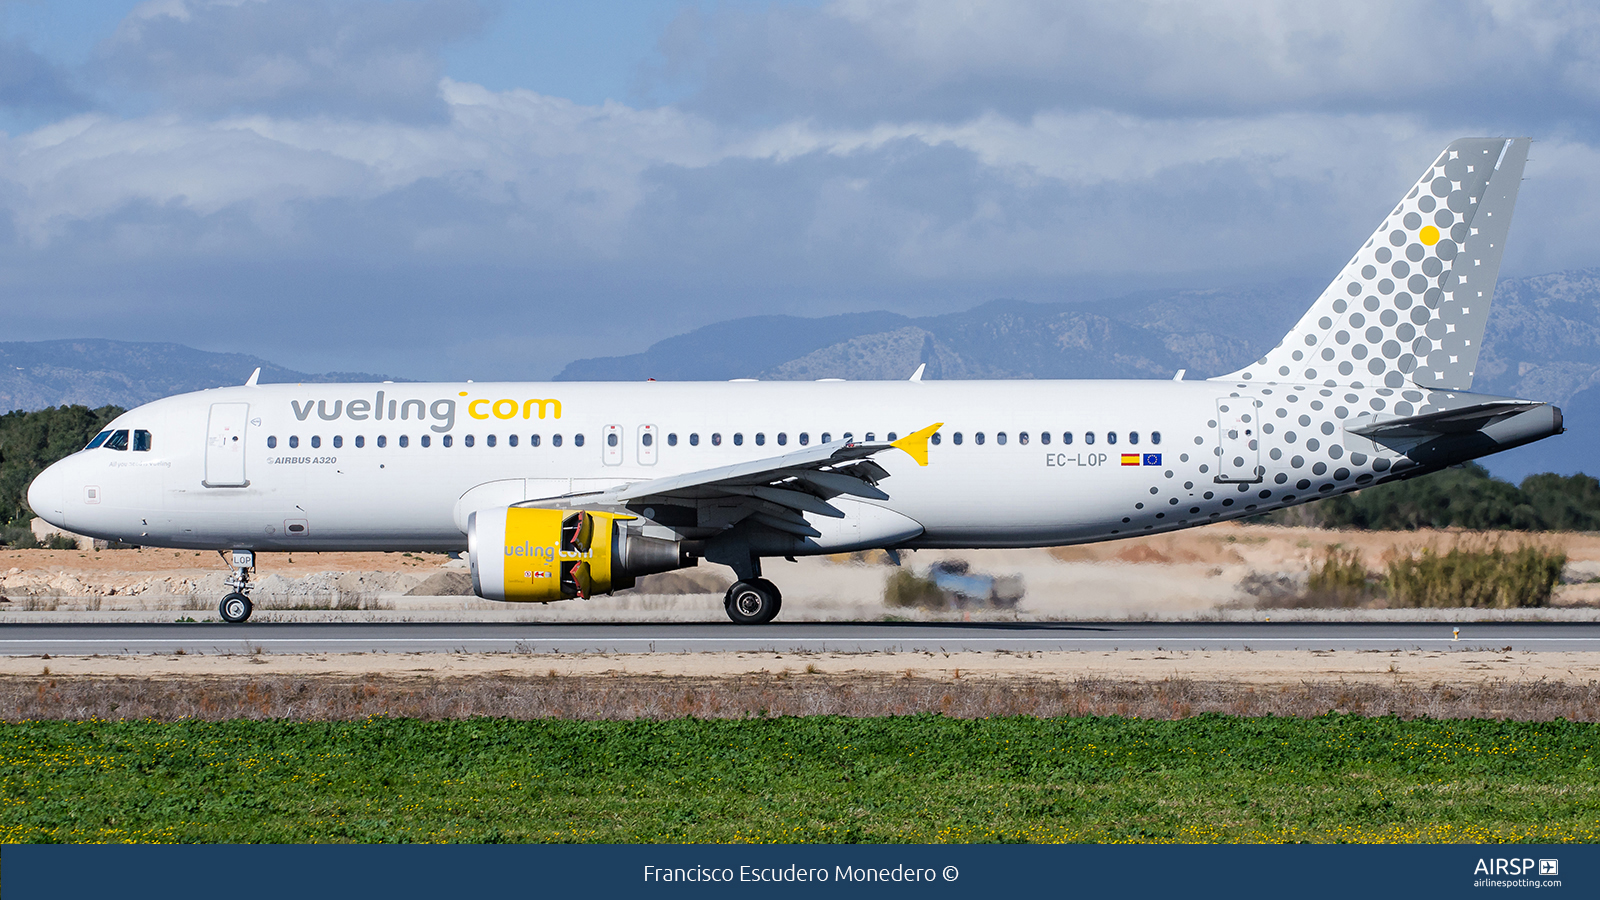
[1304, 545, 1378, 607]
[883, 569, 946, 609]
[0, 525, 38, 549]
[1248, 463, 1600, 532]
[1385, 541, 1567, 608]
[41, 533, 78, 550]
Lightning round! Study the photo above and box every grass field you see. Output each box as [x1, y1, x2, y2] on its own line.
[3, 713, 1598, 844]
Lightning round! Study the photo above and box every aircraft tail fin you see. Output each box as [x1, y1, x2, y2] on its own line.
[1219, 137, 1530, 391]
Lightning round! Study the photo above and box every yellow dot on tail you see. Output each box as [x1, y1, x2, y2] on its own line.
[1419, 225, 1440, 245]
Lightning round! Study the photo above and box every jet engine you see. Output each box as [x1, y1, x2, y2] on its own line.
[467, 507, 691, 602]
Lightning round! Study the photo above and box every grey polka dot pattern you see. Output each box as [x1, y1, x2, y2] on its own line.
[1226, 139, 1529, 393]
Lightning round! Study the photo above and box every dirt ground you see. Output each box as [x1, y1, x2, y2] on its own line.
[2, 523, 1597, 620]
[11, 648, 1600, 685]
[6, 523, 1596, 579]
[9, 670, 1600, 721]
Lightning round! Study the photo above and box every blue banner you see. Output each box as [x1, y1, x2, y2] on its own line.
[3, 844, 1592, 899]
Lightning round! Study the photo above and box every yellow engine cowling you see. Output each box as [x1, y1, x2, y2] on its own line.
[467, 507, 689, 602]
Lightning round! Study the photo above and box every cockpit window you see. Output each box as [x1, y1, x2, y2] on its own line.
[86, 431, 111, 450]
[133, 430, 152, 452]
[104, 430, 130, 451]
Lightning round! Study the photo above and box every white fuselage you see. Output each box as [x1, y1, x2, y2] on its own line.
[27, 377, 1470, 555]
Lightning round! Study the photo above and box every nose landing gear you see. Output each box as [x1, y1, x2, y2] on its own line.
[724, 578, 781, 624]
[220, 549, 255, 623]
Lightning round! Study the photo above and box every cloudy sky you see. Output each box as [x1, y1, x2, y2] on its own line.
[2, 0, 1599, 379]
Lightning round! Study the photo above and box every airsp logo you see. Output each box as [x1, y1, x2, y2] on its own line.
[1474, 858, 1546, 876]
[1540, 859, 1559, 877]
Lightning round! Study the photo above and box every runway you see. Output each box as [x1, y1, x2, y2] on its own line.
[3, 621, 1600, 655]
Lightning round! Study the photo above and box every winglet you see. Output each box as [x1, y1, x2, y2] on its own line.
[909, 363, 926, 382]
[891, 422, 943, 466]
[244, 367, 260, 386]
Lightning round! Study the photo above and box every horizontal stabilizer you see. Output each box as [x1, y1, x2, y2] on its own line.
[1345, 399, 1541, 441]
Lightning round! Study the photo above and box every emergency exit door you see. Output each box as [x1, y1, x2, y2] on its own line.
[204, 402, 250, 487]
[602, 424, 623, 465]
[638, 424, 658, 465]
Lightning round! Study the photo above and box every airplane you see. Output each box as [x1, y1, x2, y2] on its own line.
[26, 137, 1562, 624]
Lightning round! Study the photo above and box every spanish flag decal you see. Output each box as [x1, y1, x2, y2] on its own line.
[1121, 454, 1141, 466]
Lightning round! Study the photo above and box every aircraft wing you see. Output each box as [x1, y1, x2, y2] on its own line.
[516, 423, 941, 537]
[1345, 399, 1543, 441]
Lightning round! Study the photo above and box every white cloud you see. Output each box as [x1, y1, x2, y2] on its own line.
[101, 0, 490, 122]
[2, 0, 1599, 378]
[666, 0, 1600, 124]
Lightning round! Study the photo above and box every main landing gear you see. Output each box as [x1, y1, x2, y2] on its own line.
[724, 578, 782, 625]
[220, 549, 255, 623]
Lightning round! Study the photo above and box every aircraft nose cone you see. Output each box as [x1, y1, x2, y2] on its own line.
[26, 463, 66, 528]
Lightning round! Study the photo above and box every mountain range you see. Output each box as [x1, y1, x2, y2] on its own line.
[557, 270, 1600, 410]
[0, 340, 401, 411]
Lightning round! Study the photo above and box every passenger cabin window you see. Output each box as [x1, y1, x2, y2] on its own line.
[887, 432, 897, 441]
[133, 430, 152, 451]
[288, 435, 299, 449]
[607, 432, 619, 447]
[712, 433, 722, 446]
[689, 433, 699, 446]
[642, 432, 653, 447]
[508, 434, 517, 447]
[755, 433, 765, 446]
[668, 433, 678, 446]
[1151, 431, 1162, 445]
[399, 435, 409, 448]
[551, 434, 561, 447]
[355, 436, 365, 448]
[421, 435, 431, 448]
[1064, 432, 1073, 444]
[532, 434, 541, 447]
[1084, 432, 1095, 445]
[821, 432, 831, 443]
[1129, 431, 1139, 445]
[996, 432, 1007, 445]
[86, 430, 111, 450]
[776, 433, 786, 446]
[442, 435, 452, 447]
[931, 432, 941, 445]
[952, 432, 963, 445]
[1018, 432, 1028, 445]
[1040, 432, 1050, 445]
[799, 433, 810, 445]
[464, 435, 475, 447]
[311, 436, 321, 449]
[267, 435, 278, 449]
[333, 435, 343, 449]
[975, 432, 986, 445]
[865, 432, 875, 442]
[487, 434, 496, 447]
[574, 434, 585, 447]
[1107, 432, 1117, 445]
[377, 435, 387, 448]
[733, 433, 743, 446]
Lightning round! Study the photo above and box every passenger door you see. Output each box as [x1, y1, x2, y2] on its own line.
[204, 402, 250, 487]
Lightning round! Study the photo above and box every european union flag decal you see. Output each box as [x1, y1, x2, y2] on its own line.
[1143, 453, 1162, 467]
